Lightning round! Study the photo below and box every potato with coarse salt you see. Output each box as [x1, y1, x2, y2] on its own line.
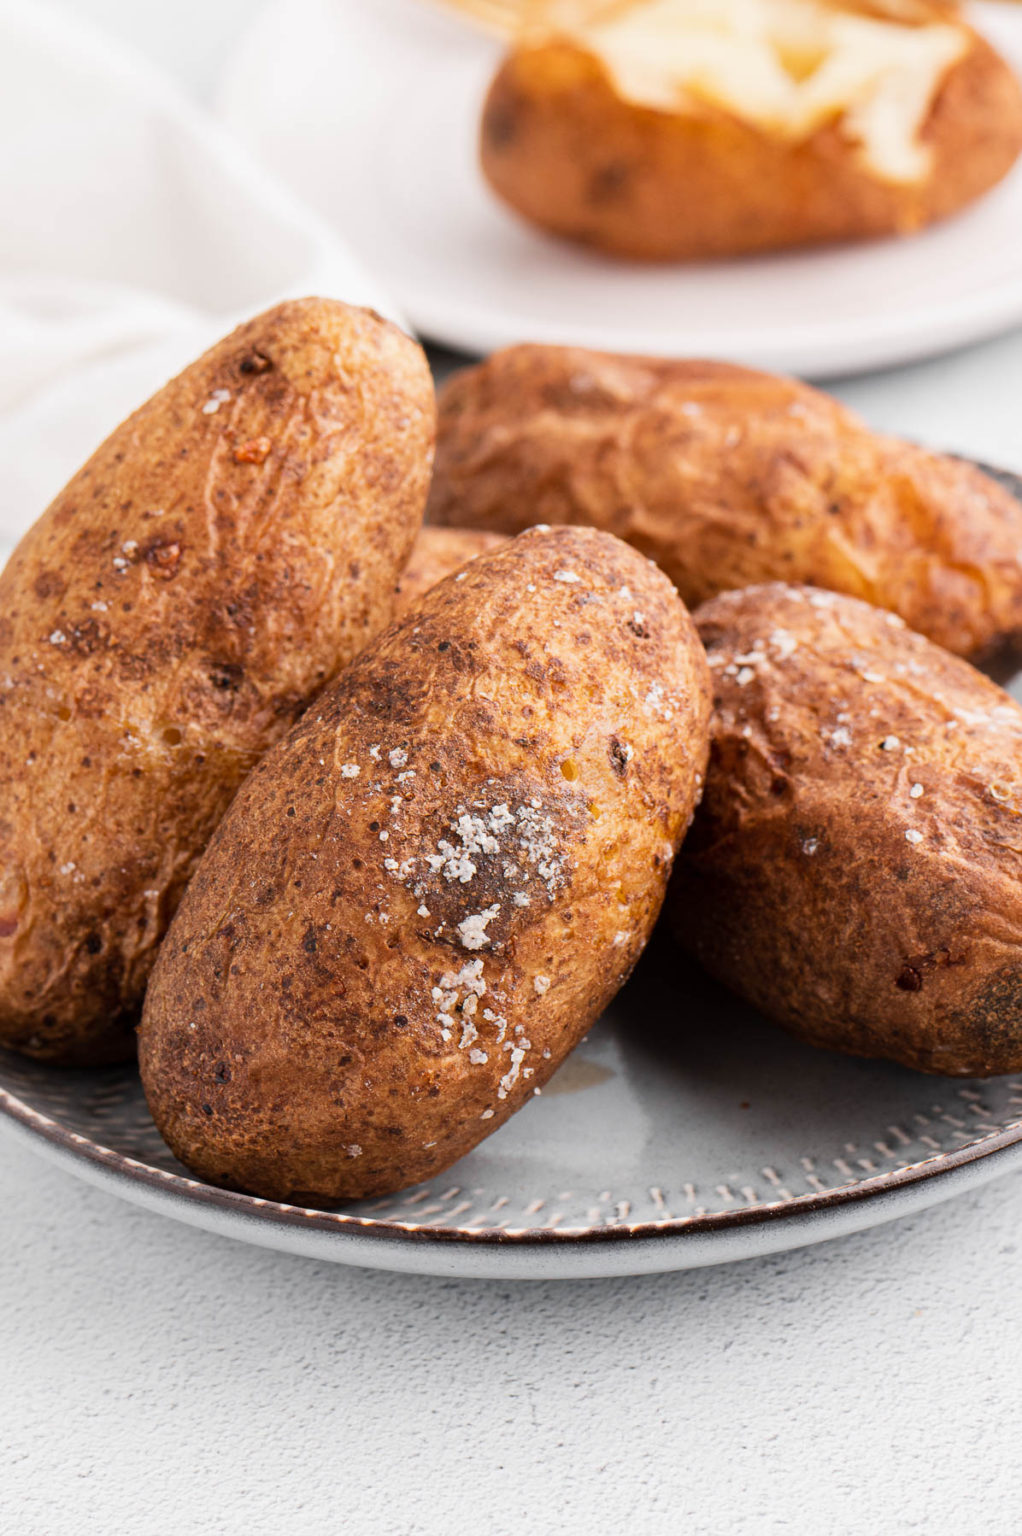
[671, 582, 1022, 1077]
[138, 526, 711, 1201]
[0, 298, 434, 1065]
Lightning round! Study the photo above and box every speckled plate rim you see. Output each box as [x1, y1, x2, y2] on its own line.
[4, 1080, 1022, 1278]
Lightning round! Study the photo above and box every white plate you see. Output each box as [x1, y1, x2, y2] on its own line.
[223, 0, 1022, 378]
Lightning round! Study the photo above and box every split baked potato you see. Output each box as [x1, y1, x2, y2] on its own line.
[429, 343, 1022, 662]
[672, 582, 1022, 1077]
[480, 0, 1022, 260]
[139, 527, 711, 1201]
[0, 298, 434, 1064]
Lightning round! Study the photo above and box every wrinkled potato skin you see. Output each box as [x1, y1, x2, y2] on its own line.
[139, 528, 711, 1201]
[393, 527, 508, 616]
[672, 583, 1022, 1077]
[0, 299, 434, 1064]
[480, 22, 1022, 261]
[429, 345, 1022, 661]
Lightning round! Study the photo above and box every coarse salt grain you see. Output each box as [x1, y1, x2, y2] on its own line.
[202, 388, 231, 415]
[769, 629, 798, 660]
[457, 905, 500, 950]
[498, 1046, 527, 1099]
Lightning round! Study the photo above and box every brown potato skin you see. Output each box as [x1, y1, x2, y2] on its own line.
[0, 298, 435, 1064]
[393, 527, 508, 617]
[480, 21, 1022, 261]
[429, 344, 1022, 661]
[671, 582, 1022, 1077]
[138, 527, 711, 1201]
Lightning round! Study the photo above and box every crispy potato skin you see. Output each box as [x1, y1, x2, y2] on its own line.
[138, 527, 711, 1201]
[393, 527, 508, 617]
[671, 583, 1022, 1077]
[480, 25, 1022, 261]
[0, 299, 434, 1064]
[429, 344, 1022, 661]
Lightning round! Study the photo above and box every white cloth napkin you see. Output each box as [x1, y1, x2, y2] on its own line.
[0, 0, 403, 560]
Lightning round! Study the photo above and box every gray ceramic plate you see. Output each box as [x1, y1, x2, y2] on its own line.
[4, 947, 1022, 1279]
[3, 461, 1022, 1281]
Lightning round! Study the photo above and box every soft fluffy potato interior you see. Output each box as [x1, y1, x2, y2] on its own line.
[536, 0, 968, 182]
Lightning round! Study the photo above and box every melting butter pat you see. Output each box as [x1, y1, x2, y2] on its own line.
[565, 0, 968, 183]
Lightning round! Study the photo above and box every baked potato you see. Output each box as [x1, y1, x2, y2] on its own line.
[480, 0, 1022, 260]
[0, 298, 434, 1064]
[429, 343, 1022, 662]
[393, 526, 508, 616]
[672, 581, 1022, 1077]
[138, 526, 711, 1201]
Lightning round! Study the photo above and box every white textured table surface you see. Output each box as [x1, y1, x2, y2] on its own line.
[4, 5, 1022, 1533]
[4, 1133, 1022, 1536]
